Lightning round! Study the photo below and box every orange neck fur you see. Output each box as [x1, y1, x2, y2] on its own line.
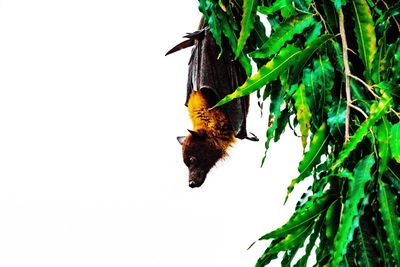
[187, 91, 236, 152]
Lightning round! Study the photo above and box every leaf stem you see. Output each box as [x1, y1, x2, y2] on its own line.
[349, 103, 368, 119]
[311, 2, 328, 33]
[349, 74, 379, 99]
[338, 8, 351, 143]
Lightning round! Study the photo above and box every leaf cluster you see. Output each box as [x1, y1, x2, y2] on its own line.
[198, 0, 400, 266]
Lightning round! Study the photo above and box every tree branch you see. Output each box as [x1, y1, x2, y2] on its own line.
[339, 8, 351, 143]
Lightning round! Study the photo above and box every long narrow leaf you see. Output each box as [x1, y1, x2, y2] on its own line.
[353, 216, 380, 267]
[255, 239, 281, 267]
[214, 44, 301, 107]
[352, 0, 377, 82]
[390, 122, 400, 163]
[332, 93, 392, 170]
[332, 154, 375, 266]
[294, 83, 312, 149]
[262, 79, 286, 165]
[377, 118, 392, 179]
[287, 123, 329, 197]
[250, 14, 316, 59]
[291, 34, 335, 83]
[267, 223, 314, 255]
[378, 181, 400, 265]
[294, 214, 326, 267]
[236, 0, 258, 57]
[260, 193, 334, 240]
[257, 0, 289, 15]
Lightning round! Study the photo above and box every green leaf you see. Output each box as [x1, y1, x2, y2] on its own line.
[291, 34, 335, 83]
[332, 154, 375, 266]
[293, 214, 326, 267]
[199, 1, 223, 53]
[372, 23, 387, 84]
[394, 42, 400, 82]
[294, 83, 312, 149]
[214, 44, 301, 108]
[386, 165, 400, 194]
[215, 9, 253, 76]
[262, 79, 286, 164]
[353, 216, 380, 267]
[257, 0, 289, 15]
[373, 215, 393, 267]
[305, 22, 323, 47]
[255, 239, 281, 267]
[378, 181, 400, 266]
[236, 0, 258, 57]
[327, 99, 346, 137]
[329, 40, 344, 71]
[252, 14, 268, 49]
[382, 40, 399, 82]
[332, 93, 392, 170]
[303, 55, 334, 123]
[250, 14, 316, 59]
[325, 199, 342, 245]
[280, 2, 296, 18]
[281, 247, 301, 267]
[377, 118, 392, 179]
[352, 0, 377, 82]
[267, 223, 314, 255]
[390, 122, 400, 163]
[260, 192, 334, 240]
[287, 123, 329, 196]
[322, 1, 339, 32]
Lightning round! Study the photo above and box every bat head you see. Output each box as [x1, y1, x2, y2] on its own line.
[177, 129, 224, 188]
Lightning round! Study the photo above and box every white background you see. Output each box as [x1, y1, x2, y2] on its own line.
[0, 1, 305, 266]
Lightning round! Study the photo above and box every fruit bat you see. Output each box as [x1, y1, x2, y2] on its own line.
[166, 18, 257, 188]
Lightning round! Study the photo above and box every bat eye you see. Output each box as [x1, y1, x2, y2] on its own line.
[189, 156, 196, 164]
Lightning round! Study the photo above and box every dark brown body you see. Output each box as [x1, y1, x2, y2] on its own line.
[168, 19, 256, 188]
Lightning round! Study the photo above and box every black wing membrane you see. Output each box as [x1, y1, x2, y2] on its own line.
[167, 19, 257, 140]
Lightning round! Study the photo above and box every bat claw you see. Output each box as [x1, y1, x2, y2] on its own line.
[245, 132, 259, 142]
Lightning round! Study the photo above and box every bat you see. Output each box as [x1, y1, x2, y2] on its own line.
[167, 18, 257, 188]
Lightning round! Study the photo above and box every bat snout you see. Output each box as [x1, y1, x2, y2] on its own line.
[189, 180, 198, 188]
[188, 169, 207, 188]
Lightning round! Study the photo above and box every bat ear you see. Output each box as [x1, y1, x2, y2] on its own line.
[177, 136, 185, 145]
[187, 129, 207, 139]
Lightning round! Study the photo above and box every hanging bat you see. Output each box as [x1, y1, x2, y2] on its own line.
[166, 18, 257, 188]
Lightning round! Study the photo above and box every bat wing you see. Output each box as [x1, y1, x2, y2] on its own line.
[186, 27, 250, 139]
[166, 20, 256, 140]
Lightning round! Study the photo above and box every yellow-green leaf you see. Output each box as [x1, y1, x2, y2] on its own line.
[294, 83, 312, 149]
[352, 0, 377, 82]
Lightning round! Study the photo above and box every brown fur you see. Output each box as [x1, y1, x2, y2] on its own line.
[180, 91, 236, 187]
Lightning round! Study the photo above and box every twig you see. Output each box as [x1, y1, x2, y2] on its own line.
[339, 8, 351, 143]
[391, 108, 400, 120]
[349, 103, 368, 119]
[349, 73, 380, 99]
[311, 2, 328, 33]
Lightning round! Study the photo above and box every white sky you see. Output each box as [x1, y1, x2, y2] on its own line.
[0, 1, 306, 266]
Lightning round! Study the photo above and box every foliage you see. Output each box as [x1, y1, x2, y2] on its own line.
[198, 0, 400, 266]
